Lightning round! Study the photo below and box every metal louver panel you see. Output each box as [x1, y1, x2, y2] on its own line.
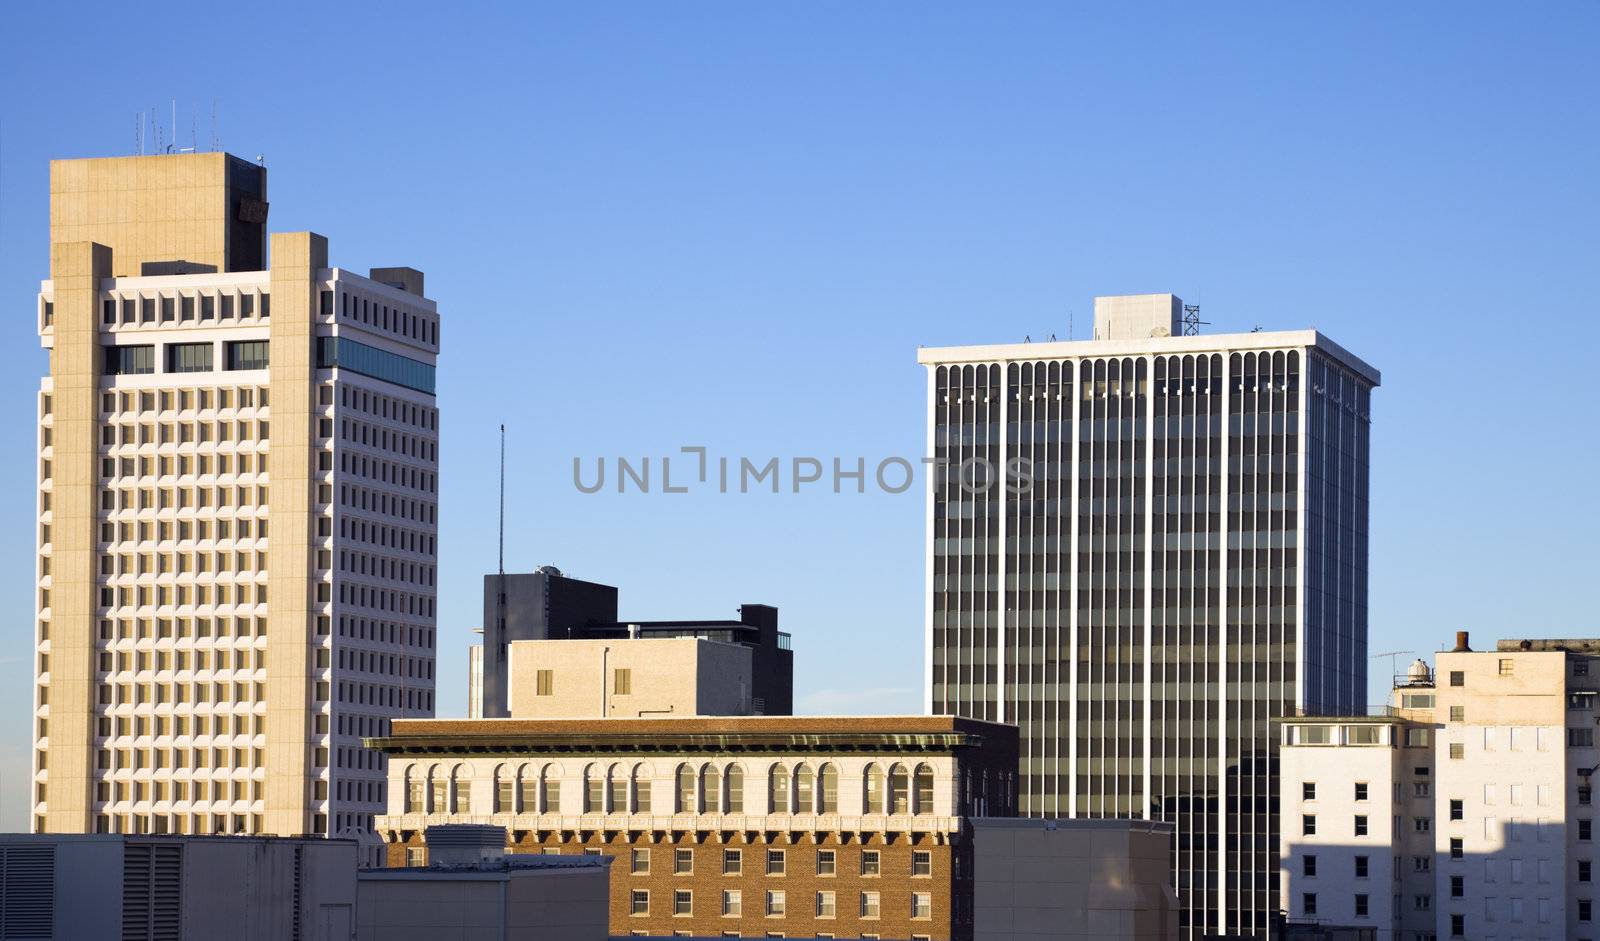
[122, 843, 182, 941]
[0, 845, 56, 941]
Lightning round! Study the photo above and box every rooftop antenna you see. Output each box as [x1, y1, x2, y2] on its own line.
[498, 424, 506, 578]
[1180, 304, 1208, 336]
[170, 99, 176, 153]
[210, 100, 218, 152]
[1372, 649, 1415, 685]
[135, 112, 142, 156]
[496, 424, 507, 664]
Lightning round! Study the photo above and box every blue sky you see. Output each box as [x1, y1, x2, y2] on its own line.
[1, 2, 1596, 829]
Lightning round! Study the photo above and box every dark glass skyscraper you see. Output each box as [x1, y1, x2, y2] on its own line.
[919, 294, 1378, 939]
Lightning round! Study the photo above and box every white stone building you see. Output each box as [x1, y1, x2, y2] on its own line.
[1280, 635, 1600, 941]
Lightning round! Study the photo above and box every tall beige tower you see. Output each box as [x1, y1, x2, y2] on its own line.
[33, 153, 440, 859]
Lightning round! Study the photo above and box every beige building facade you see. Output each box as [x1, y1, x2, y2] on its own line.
[1280, 635, 1600, 941]
[507, 636, 755, 719]
[33, 152, 441, 850]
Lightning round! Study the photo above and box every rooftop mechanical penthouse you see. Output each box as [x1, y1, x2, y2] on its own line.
[33, 152, 441, 852]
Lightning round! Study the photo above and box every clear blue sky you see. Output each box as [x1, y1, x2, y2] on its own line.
[1, 2, 1595, 829]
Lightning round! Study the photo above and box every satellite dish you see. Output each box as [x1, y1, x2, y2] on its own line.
[1150, 325, 1171, 338]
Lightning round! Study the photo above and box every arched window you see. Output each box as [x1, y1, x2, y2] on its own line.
[913, 764, 934, 815]
[700, 763, 720, 813]
[428, 764, 446, 813]
[540, 763, 562, 813]
[608, 763, 628, 813]
[517, 763, 537, 813]
[863, 764, 884, 814]
[768, 763, 790, 813]
[818, 763, 839, 814]
[583, 764, 602, 813]
[676, 763, 696, 813]
[888, 764, 909, 815]
[493, 764, 513, 814]
[725, 764, 745, 813]
[632, 763, 652, 813]
[794, 763, 815, 813]
[449, 764, 470, 814]
[404, 765, 422, 813]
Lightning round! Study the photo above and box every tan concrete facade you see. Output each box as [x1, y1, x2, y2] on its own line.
[506, 637, 754, 719]
[41, 241, 112, 833]
[49, 152, 266, 277]
[263, 232, 327, 836]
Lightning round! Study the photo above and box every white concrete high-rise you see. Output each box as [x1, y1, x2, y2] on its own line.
[918, 294, 1380, 938]
[32, 152, 440, 852]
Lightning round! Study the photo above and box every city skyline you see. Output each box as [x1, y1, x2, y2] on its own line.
[1, 1, 1597, 839]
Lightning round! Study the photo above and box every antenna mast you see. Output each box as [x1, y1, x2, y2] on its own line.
[1180, 304, 1209, 336]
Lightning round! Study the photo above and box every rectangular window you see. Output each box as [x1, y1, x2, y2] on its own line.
[911, 850, 931, 877]
[1415, 817, 1431, 833]
[1303, 814, 1317, 836]
[631, 890, 649, 915]
[722, 890, 741, 917]
[674, 890, 692, 916]
[816, 849, 836, 876]
[1450, 799, 1464, 821]
[723, 849, 742, 875]
[1450, 913, 1464, 937]
[105, 345, 155, 375]
[1450, 705, 1465, 721]
[1451, 838, 1464, 859]
[675, 848, 694, 874]
[815, 891, 835, 918]
[859, 892, 880, 919]
[316, 336, 435, 394]
[165, 342, 214, 373]
[1581, 819, 1593, 841]
[1354, 893, 1368, 918]
[614, 668, 632, 695]
[1580, 859, 1592, 883]
[1354, 782, 1368, 802]
[861, 850, 880, 876]
[1581, 899, 1593, 922]
[1303, 855, 1317, 877]
[1303, 893, 1317, 916]
[766, 849, 785, 875]
[1303, 782, 1316, 800]
[1498, 659, 1515, 676]
[1354, 815, 1368, 837]
[911, 892, 931, 919]
[1354, 855, 1368, 879]
[1450, 671, 1465, 687]
[225, 340, 270, 371]
[1451, 875, 1464, 897]
[1449, 743, 1465, 759]
[536, 670, 553, 696]
[1571, 728, 1596, 747]
[632, 848, 650, 874]
[765, 890, 785, 917]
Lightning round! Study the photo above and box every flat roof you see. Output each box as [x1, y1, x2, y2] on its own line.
[366, 714, 1016, 755]
[917, 329, 1380, 386]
